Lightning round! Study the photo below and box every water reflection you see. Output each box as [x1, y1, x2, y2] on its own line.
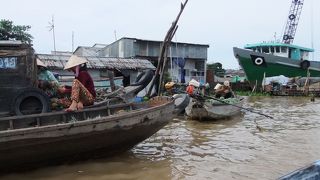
[2, 97, 320, 180]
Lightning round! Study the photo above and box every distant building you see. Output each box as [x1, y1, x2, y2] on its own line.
[101, 37, 209, 84]
[36, 54, 155, 87]
[37, 37, 209, 87]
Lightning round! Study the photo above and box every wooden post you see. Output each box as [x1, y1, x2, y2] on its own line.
[147, 0, 189, 97]
[108, 70, 116, 92]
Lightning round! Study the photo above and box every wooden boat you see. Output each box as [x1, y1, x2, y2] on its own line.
[278, 160, 320, 180]
[185, 97, 242, 120]
[0, 96, 174, 172]
[0, 1, 187, 172]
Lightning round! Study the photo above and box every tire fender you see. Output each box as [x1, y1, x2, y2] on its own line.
[300, 60, 310, 70]
[173, 93, 190, 113]
[254, 57, 264, 66]
[12, 88, 51, 116]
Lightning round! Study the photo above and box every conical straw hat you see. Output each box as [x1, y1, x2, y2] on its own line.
[189, 79, 200, 87]
[36, 59, 47, 67]
[64, 55, 88, 70]
[165, 82, 175, 89]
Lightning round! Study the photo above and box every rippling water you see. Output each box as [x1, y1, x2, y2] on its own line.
[2, 96, 320, 180]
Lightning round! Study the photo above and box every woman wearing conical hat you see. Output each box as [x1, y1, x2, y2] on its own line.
[64, 55, 96, 111]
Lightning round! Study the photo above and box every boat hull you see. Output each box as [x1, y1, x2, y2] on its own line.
[185, 98, 242, 120]
[0, 96, 174, 172]
[233, 47, 320, 88]
[279, 160, 320, 180]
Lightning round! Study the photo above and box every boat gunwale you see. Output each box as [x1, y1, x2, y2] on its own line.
[0, 96, 173, 136]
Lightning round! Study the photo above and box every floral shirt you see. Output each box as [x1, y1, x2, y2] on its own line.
[38, 70, 59, 97]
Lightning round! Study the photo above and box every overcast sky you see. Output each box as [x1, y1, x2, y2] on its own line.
[1, 0, 319, 69]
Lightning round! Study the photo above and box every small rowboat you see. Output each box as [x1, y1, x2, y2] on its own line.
[185, 97, 242, 120]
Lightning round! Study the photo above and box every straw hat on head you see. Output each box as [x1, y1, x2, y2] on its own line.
[165, 82, 175, 89]
[64, 55, 88, 70]
[36, 59, 47, 67]
[189, 79, 200, 88]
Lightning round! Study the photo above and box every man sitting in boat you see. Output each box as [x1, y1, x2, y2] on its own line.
[63, 55, 96, 112]
[186, 79, 200, 96]
[214, 81, 234, 99]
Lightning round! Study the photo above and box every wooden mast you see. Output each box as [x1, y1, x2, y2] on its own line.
[146, 0, 189, 97]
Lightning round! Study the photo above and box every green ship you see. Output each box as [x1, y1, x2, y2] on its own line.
[233, 43, 320, 88]
[233, 0, 320, 89]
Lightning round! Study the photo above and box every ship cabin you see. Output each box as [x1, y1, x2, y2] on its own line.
[244, 43, 314, 61]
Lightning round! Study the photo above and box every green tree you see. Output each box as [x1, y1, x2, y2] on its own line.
[0, 19, 33, 44]
[207, 62, 226, 77]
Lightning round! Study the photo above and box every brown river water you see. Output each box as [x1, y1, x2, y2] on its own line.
[1, 96, 320, 180]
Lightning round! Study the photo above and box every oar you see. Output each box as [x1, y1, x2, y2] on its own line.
[197, 94, 274, 119]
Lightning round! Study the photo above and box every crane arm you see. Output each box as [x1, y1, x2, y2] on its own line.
[282, 0, 304, 44]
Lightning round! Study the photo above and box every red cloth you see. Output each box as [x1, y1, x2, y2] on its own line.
[76, 71, 96, 98]
[186, 85, 194, 95]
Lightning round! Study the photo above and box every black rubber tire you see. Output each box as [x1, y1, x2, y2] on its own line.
[300, 60, 310, 70]
[130, 70, 154, 87]
[173, 93, 190, 114]
[12, 88, 51, 116]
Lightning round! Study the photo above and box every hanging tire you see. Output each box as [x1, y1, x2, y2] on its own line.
[300, 60, 310, 70]
[130, 70, 154, 87]
[173, 94, 190, 114]
[12, 88, 51, 116]
[254, 57, 264, 66]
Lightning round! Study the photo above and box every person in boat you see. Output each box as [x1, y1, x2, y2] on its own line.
[186, 79, 200, 96]
[204, 83, 210, 95]
[214, 81, 234, 99]
[165, 81, 177, 95]
[37, 59, 60, 98]
[63, 55, 96, 111]
[37, 59, 73, 110]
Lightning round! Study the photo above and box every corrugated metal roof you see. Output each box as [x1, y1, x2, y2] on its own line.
[36, 54, 155, 70]
[120, 37, 210, 47]
[74, 46, 102, 56]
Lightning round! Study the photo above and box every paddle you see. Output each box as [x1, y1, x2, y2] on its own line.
[194, 94, 274, 119]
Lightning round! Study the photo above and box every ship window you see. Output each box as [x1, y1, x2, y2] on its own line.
[281, 47, 287, 53]
[275, 47, 280, 53]
[270, 47, 275, 53]
[262, 47, 269, 53]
